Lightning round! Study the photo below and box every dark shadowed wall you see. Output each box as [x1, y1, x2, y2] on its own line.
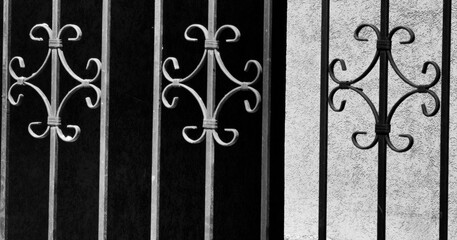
[2, 0, 286, 239]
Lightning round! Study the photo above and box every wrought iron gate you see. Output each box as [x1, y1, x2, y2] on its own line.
[1, 0, 110, 239]
[153, 0, 277, 239]
[319, 0, 452, 239]
[2, 0, 452, 239]
[0, 0, 285, 239]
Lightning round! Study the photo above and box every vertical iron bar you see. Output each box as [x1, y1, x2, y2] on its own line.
[261, 0, 272, 239]
[99, 0, 111, 239]
[440, 0, 451, 239]
[205, 1, 217, 240]
[318, 0, 330, 239]
[0, 0, 11, 239]
[378, 1, 389, 239]
[48, 1, 61, 239]
[151, 0, 163, 238]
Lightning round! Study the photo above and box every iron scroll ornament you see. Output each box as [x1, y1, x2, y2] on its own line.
[162, 24, 262, 146]
[329, 24, 440, 152]
[8, 23, 102, 142]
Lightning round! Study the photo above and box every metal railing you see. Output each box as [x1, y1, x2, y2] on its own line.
[152, 0, 273, 239]
[1, 0, 274, 239]
[0, 0, 111, 239]
[319, 0, 452, 239]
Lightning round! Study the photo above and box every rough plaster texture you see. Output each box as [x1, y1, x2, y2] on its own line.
[285, 1, 457, 239]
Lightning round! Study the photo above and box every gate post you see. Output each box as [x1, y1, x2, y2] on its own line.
[0, 0, 11, 238]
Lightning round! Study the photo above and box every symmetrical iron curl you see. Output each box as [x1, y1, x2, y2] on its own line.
[8, 23, 101, 142]
[329, 24, 440, 152]
[162, 24, 262, 146]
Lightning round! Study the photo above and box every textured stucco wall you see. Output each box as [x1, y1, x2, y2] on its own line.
[285, 1, 457, 239]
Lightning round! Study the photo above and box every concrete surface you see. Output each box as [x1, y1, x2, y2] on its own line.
[285, 0, 457, 239]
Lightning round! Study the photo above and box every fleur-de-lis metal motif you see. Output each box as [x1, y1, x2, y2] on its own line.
[329, 24, 440, 152]
[162, 24, 262, 146]
[8, 23, 101, 142]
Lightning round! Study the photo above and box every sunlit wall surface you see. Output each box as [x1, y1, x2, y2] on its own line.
[285, 0, 457, 239]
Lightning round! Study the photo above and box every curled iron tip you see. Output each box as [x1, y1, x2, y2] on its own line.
[389, 26, 415, 44]
[58, 24, 83, 41]
[182, 126, 206, 144]
[56, 125, 81, 143]
[29, 23, 52, 41]
[215, 25, 241, 43]
[213, 128, 239, 147]
[184, 24, 209, 42]
[386, 134, 414, 153]
[354, 24, 380, 41]
[28, 122, 50, 139]
[351, 131, 379, 150]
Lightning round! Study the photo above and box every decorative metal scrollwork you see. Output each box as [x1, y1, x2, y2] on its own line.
[8, 23, 101, 142]
[329, 24, 440, 152]
[162, 24, 262, 147]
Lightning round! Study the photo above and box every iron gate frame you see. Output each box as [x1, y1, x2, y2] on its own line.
[319, 0, 452, 239]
